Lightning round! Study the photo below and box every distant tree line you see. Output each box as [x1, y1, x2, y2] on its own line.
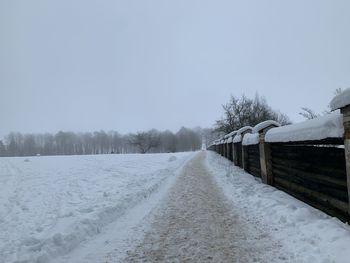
[0, 127, 211, 157]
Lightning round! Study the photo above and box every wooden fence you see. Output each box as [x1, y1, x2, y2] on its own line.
[270, 140, 347, 220]
[244, 144, 261, 178]
[208, 92, 350, 222]
[235, 142, 242, 167]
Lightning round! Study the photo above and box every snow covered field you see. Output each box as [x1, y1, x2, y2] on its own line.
[0, 152, 193, 263]
[206, 151, 350, 263]
[3, 151, 350, 263]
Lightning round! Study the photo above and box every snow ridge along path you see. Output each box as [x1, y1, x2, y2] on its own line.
[0, 153, 194, 263]
[125, 151, 287, 263]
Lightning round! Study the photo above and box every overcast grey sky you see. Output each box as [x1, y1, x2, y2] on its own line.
[1, 0, 350, 138]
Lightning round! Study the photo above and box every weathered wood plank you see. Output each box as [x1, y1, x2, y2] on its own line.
[274, 182, 348, 222]
[273, 167, 348, 202]
[268, 138, 348, 221]
[274, 177, 348, 214]
[271, 157, 346, 180]
[245, 144, 261, 178]
[271, 138, 344, 146]
[248, 167, 261, 178]
[272, 161, 347, 189]
[271, 147, 345, 166]
[236, 143, 242, 167]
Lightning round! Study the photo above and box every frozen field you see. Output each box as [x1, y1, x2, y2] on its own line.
[0, 152, 193, 263]
[3, 151, 350, 263]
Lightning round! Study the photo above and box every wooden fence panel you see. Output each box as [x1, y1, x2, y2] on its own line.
[246, 145, 261, 178]
[271, 143, 348, 220]
[236, 143, 242, 167]
[228, 143, 233, 161]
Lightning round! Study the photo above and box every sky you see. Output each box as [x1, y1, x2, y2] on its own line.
[1, 0, 350, 139]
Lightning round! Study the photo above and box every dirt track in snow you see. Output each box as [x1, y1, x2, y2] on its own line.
[124, 152, 285, 263]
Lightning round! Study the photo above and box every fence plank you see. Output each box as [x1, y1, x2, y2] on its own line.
[246, 145, 261, 178]
[271, 142, 348, 220]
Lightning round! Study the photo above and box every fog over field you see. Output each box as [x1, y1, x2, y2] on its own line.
[1, 0, 350, 139]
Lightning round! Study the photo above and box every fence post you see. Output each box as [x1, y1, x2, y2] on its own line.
[255, 122, 280, 185]
[340, 105, 350, 214]
[259, 135, 272, 184]
[259, 131, 273, 185]
[241, 130, 251, 171]
[331, 89, 350, 215]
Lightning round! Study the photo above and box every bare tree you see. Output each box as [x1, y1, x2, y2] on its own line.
[299, 107, 320, 120]
[0, 140, 6, 157]
[334, 88, 342, 95]
[130, 130, 160, 153]
[176, 127, 201, 152]
[160, 130, 177, 153]
[215, 94, 291, 133]
[299, 88, 344, 120]
[23, 134, 36, 156]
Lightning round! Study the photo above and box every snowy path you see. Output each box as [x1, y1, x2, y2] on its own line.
[124, 152, 286, 263]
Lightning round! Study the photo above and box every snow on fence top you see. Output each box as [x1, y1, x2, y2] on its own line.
[236, 126, 252, 135]
[252, 120, 280, 134]
[226, 131, 237, 138]
[242, 133, 260, 146]
[232, 134, 242, 143]
[227, 137, 233, 143]
[222, 131, 237, 140]
[330, 88, 350, 111]
[232, 126, 252, 143]
[265, 112, 344, 143]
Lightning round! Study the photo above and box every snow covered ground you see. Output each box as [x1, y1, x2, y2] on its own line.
[3, 151, 350, 263]
[206, 151, 350, 263]
[0, 152, 193, 263]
